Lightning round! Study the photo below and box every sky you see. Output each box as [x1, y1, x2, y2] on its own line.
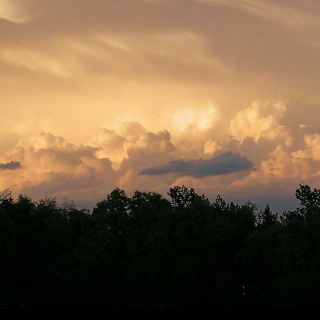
[1, 0, 320, 211]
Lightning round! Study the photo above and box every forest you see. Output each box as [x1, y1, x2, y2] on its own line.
[1, 184, 320, 308]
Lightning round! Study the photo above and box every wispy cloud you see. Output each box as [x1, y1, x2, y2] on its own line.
[0, 0, 31, 24]
[195, 0, 320, 31]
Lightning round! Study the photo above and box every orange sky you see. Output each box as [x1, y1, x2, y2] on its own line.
[1, 0, 320, 210]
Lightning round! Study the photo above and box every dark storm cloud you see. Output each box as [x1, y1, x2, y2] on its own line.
[0, 161, 22, 171]
[140, 152, 253, 178]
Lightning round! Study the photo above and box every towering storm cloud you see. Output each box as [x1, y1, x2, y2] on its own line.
[1, 1, 320, 210]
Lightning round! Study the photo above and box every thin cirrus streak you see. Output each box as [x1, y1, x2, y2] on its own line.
[195, 0, 320, 31]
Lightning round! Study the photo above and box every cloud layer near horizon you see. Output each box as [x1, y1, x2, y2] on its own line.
[1, 1, 320, 210]
[1, 101, 320, 211]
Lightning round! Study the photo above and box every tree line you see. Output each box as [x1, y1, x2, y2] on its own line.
[1, 185, 320, 308]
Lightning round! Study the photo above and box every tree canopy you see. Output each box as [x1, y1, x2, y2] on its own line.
[1, 185, 320, 308]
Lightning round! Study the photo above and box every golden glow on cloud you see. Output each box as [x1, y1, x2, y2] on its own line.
[173, 106, 220, 133]
[229, 102, 288, 142]
[0, 48, 69, 77]
[1, 0, 320, 210]
[0, 0, 30, 23]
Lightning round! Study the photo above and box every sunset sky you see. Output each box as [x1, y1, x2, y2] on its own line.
[1, 0, 320, 210]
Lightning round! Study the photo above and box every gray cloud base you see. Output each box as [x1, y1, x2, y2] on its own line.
[140, 152, 253, 178]
[0, 161, 22, 171]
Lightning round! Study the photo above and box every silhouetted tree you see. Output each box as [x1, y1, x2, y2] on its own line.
[1, 185, 320, 308]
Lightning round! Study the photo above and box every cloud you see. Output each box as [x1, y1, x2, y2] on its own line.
[0, 1, 320, 212]
[0, 0, 31, 24]
[229, 102, 289, 143]
[92, 122, 177, 170]
[0, 161, 21, 171]
[1, 0, 320, 153]
[17, 131, 75, 151]
[0, 107, 320, 212]
[0, 101, 319, 212]
[0, 132, 118, 207]
[173, 105, 220, 133]
[292, 134, 320, 161]
[195, 0, 320, 31]
[118, 123, 177, 173]
[140, 152, 254, 178]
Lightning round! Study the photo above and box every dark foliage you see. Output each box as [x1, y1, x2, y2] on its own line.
[1, 185, 320, 308]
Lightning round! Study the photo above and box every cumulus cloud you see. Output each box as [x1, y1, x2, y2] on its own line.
[92, 128, 127, 168]
[229, 102, 289, 143]
[292, 134, 320, 161]
[117, 123, 177, 173]
[173, 105, 220, 133]
[0, 131, 118, 207]
[0, 106, 320, 212]
[1, 101, 320, 212]
[0, 161, 21, 171]
[17, 131, 75, 151]
[92, 121, 177, 170]
[140, 152, 254, 178]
